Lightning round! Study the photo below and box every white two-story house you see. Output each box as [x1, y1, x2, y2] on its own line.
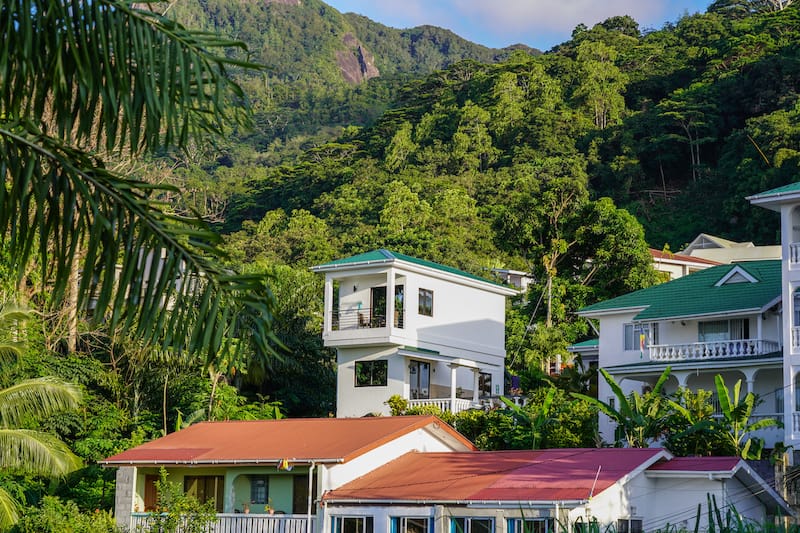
[311, 250, 517, 417]
[577, 182, 800, 453]
[578, 259, 784, 446]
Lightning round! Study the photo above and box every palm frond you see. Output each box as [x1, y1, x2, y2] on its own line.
[0, 1, 277, 363]
[0, 428, 82, 477]
[0, 377, 81, 428]
[0, 486, 22, 531]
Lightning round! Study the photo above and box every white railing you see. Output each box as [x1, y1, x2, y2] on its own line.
[792, 327, 800, 351]
[131, 513, 313, 533]
[794, 412, 800, 434]
[649, 339, 780, 361]
[408, 398, 474, 414]
[790, 242, 800, 265]
[331, 307, 404, 331]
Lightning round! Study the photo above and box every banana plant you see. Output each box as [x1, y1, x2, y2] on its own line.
[713, 375, 779, 459]
[572, 366, 671, 447]
[500, 387, 556, 449]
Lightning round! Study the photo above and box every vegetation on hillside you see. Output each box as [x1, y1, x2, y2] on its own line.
[2, 0, 799, 528]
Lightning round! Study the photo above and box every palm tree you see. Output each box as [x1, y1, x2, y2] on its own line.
[0, 1, 276, 365]
[0, 307, 82, 529]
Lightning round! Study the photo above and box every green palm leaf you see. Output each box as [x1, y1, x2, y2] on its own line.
[0, 1, 276, 362]
[0, 428, 82, 477]
[0, 377, 81, 428]
[0, 487, 21, 531]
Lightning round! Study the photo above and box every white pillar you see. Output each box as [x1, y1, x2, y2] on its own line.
[386, 269, 395, 329]
[472, 369, 480, 404]
[323, 278, 333, 333]
[449, 364, 458, 412]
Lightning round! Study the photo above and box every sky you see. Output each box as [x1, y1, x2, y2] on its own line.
[324, 0, 714, 51]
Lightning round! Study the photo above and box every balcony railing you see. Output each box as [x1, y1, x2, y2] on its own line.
[792, 327, 800, 351]
[649, 339, 780, 362]
[408, 398, 474, 414]
[790, 242, 800, 265]
[131, 512, 314, 533]
[331, 307, 404, 331]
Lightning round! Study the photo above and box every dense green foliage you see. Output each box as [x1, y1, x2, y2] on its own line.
[4, 0, 800, 528]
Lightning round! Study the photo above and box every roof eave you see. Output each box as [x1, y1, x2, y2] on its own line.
[99, 458, 344, 467]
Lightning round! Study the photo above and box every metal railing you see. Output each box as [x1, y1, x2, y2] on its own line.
[408, 398, 473, 414]
[131, 513, 314, 533]
[331, 307, 404, 331]
[649, 339, 780, 361]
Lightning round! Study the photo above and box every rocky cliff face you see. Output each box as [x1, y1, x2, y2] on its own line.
[337, 33, 380, 84]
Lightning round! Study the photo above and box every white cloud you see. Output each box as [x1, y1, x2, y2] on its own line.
[452, 0, 671, 35]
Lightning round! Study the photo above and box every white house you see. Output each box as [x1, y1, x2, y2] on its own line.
[322, 448, 791, 533]
[650, 247, 720, 280]
[578, 259, 784, 447]
[680, 233, 781, 264]
[311, 250, 517, 417]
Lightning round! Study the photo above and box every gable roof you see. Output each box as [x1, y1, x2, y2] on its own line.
[311, 249, 516, 294]
[579, 260, 780, 321]
[748, 182, 800, 211]
[100, 416, 475, 467]
[650, 248, 720, 266]
[323, 448, 667, 503]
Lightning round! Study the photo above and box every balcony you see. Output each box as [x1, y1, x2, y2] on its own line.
[408, 398, 475, 414]
[791, 242, 800, 266]
[131, 513, 314, 533]
[332, 307, 404, 330]
[649, 339, 780, 362]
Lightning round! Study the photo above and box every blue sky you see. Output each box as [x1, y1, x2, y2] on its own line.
[325, 0, 713, 50]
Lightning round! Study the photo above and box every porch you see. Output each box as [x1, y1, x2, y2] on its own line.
[131, 512, 314, 533]
[649, 339, 780, 362]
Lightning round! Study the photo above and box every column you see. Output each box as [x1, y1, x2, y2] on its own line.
[449, 364, 458, 412]
[472, 368, 480, 404]
[386, 269, 395, 330]
[323, 278, 333, 333]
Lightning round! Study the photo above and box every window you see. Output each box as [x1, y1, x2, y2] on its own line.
[183, 475, 224, 512]
[355, 360, 388, 387]
[418, 288, 433, 316]
[698, 319, 749, 342]
[451, 517, 493, 533]
[479, 372, 492, 398]
[391, 517, 430, 533]
[623, 323, 658, 351]
[617, 519, 643, 533]
[508, 518, 554, 533]
[249, 476, 268, 505]
[334, 517, 374, 533]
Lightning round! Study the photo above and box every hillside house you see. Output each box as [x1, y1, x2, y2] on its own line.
[311, 250, 517, 417]
[100, 416, 475, 532]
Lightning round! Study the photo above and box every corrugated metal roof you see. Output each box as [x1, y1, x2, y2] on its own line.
[101, 416, 475, 466]
[647, 456, 740, 472]
[323, 448, 667, 503]
[579, 260, 780, 320]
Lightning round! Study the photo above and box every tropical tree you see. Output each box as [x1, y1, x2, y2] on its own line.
[573, 367, 671, 447]
[500, 387, 556, 449]
[0, 306, 83, 529]
[0, 0, 276, 366]
[712, 375, 779, 459]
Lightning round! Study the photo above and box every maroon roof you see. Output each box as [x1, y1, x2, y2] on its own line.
[323, 448, 667, 503]
[101, 416, 475, 466]
[650, 248, 721, 265]
[647, 456, 740, 472]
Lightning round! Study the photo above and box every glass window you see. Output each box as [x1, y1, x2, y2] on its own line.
[249, 476, 269, 504]
[391, 517, 430, 533]
[418, 288, 433, 317]
[624, 323, 658, 350]
[355, 360, 388, 387]
[335, 517, 374, 533]
[508, 518, 554, 533]
[698, 319, 749, 342]
[617, 519, 643, 533]
[183, 475, 224, 512]
[451, 517, 493, 533]
[479, 372, 492, 398]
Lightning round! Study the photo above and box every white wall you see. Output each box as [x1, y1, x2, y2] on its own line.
[336, 346, 403, 417]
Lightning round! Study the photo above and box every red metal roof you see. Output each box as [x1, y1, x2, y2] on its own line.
[323, 448, 667, 503]
[101, 416, 475, 466]
[647, 456, 740, 472]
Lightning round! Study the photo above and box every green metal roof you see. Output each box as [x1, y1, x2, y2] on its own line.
[579, 260, 780, 320]
[748, 181, 800, 200]
[568, 339, 599, 349]
[314, 249, 508, 288]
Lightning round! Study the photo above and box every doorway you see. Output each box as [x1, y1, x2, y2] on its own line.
[409, 360, 430, 399]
